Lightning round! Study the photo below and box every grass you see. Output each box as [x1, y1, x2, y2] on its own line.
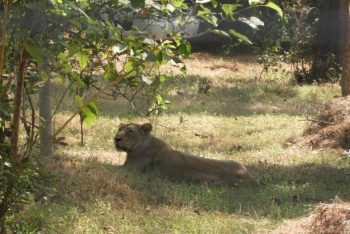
[8, 53, 350, 233]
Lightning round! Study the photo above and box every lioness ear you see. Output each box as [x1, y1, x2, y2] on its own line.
[141, 123, 152, 135]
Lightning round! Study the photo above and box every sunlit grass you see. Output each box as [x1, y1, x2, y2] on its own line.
[9, 53, 349, 233]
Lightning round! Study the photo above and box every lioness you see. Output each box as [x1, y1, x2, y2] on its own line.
[114, 123, 260, 187]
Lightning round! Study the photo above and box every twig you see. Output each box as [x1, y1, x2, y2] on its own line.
[53, 69, 135, 139]
[91, 83, 115, 98]
[23, 85, 37, 158]
[257, 66, 266, 81]
[20, 116, 39, 129]
[123, 95, 210, 138]
[25, 85, 36, 140]
[51, 82, 70, 119]
[299, 117, 335, 125]
[21, 86, 30, 137]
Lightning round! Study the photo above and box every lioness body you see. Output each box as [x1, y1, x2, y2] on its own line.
[115, 123, 260, 187]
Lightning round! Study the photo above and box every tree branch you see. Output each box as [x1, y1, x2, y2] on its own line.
[53, 70, 135, 139]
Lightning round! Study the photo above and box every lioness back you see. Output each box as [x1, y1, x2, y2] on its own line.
[154, 150, 260, 186]
[114, 123, 260, 187]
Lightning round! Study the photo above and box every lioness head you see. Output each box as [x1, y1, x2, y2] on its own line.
[114, 123, 152, 152]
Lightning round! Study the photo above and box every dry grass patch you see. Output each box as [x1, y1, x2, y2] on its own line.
[47, 158, 142, 210]
[268, 202, 350, 234]
[288, 96, 350, 152]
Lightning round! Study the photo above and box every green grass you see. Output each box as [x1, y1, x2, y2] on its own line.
[8, 54, 350, 233]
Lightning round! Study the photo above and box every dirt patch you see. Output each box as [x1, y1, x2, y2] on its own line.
[287, 96, 350, 151]
[269, 202, 350, 234]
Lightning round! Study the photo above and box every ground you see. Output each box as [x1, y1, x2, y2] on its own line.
[9, 53, 350, 233]
[289, 95, 350, 152]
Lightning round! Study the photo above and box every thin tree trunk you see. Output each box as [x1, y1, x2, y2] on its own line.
[10, 48, 26, 158]
[0, 0, 11, 82]
[341, 0, 350, 96]
[39, 78, 54, 158]
[79, 113, 84, 146]
[309, 0, 342, 82]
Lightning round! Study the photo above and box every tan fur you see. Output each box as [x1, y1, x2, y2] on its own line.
[114, 123, 260, 187]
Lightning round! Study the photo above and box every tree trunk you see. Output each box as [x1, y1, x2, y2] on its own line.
[0, 0, 11, 82]
[309, 0, 343, 83]
[341, 0, 350, 96]
[39, 78, 54, 158]
[10, 48, 26, 158]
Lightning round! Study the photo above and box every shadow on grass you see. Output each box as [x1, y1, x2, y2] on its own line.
[160, 75, 323, 117]
[50, 75, 327, 119]
[47, 158, 350, 221]
[131, 162, 350, 219]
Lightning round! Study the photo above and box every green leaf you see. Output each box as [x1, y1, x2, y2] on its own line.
[199, 14, 218, 27]
[156, 52, 166, 66]
[87, 101, 98, 115]
[239, 16, 264, 29]
[229, 29, 252, 44]
[249, 0, 264, 6]
[195, 0, 211, 3]
[68, 19, 83, 30]
[264, 2, 283, 18]
[158, 74, 166, 83]
[123, 60, 137, 77]
[104, 62, 117, 81]
[222, 4, 242, 19]
[124, 61, 134, 73]
[131, 0, 145, 8]
[155, 94, 163, 103]
[178, 41, 191, 57]
[197, 6, 211, 17]
[72, 72, 86, 88]
[197, 7, 218, 26]
[222, 4, 233, 18]
[210, 29, 231, 38]
[113, 44, 128, 54]
[172, 0, 184, 7]
[166, 4, 176, 12]
[76, 52, 88, 70]
[76, 97, 98, 126]
[82, 107, 97, 126]
[24, 41, 45, 64]
[210, 0, 218, 8]
[75, 95, 84, 108]
[75, 5, 95, 24]
[141, 74, 154, 85]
